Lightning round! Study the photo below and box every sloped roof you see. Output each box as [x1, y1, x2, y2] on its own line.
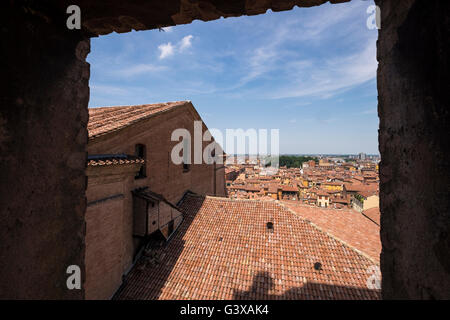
[344, 183, 364, 192]
[281, 185, 298, 192]
[316, 189, 330, 197]
[362, 207, 380, 226]
[245, 185, 261, 192]
[132, 187, 181, 211]
[88, 101, 189, 139]
[282, 201, 381, 262]
[114, 195, 380, 300]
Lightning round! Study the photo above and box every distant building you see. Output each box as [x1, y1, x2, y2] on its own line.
[322, 182, 343, 192]
[317, 190, 330, 208]
[225, 167, 240, 182]
[352, 191, 380, 213]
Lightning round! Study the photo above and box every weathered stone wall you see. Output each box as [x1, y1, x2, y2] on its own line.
[48, 0, 350, 36]
[0, 6, 89, 298]
[377, 0, 450, 299]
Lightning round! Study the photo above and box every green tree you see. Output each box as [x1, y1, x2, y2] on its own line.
[279, 156, 315, 168]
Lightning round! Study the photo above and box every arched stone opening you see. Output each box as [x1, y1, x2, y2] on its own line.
[0, 0, 449, 299]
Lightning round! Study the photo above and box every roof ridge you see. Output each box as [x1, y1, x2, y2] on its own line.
[88, 101, 191, 140]
[277, 201, 379, 265]
[205, 195, 278, 203]
[192, 195, 379, 264]
[90, 100, 190, 110]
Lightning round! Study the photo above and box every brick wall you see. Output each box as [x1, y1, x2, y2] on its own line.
[85, 104, 226, 298]
[85, 164, 139, 299]
[88, 104, 223, 203]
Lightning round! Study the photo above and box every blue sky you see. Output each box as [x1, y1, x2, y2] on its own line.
[88, 0, 379, 155]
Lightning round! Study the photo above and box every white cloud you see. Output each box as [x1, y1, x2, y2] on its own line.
[161, 26, 173, 32]
[240, 47, 278, 84]
[268, 40, 378, 99]
[229, 0, 375, 95]
[158, 42, 175, 59]
[157, 35, 193, 59]
[291, 2, 365, 42]
[179, 35, 193, 51]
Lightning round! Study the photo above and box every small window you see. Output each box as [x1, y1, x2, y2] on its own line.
[135, 144, 146, 179]
[167, 220, 174, 235]
[182, 137, 190, 172]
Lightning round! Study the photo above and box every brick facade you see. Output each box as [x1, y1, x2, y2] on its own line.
[85, 102, 226, 299]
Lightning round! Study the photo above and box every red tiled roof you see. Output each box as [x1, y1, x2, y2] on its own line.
[281, 185, 298, 192]
[282, 202, 381, 263]
[332, 196, 350, 205]
[114, 195, 380, 300]
[228, 185, 246, 191]
[87, 154, 145, 167]
[344, 183, 363, 192]
[316, 189, 330, 197]
[358, 190, 377, 198]
[245, 185, 261, 192]
[362, 207, 380, 226]
[322, 182, 342, 186]
[88, 101, 189, 139]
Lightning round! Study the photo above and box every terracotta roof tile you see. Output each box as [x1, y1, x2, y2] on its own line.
[282, 202, 381, 263]
[88, 101, 189, 139]
[114, 195, 380, 300]
[281, 185, 298, 192]
[316, 190, 330, 197]
[362, 207, 380, 226]
[245, 185, 262, 192]
[87, 154, 145, 167]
